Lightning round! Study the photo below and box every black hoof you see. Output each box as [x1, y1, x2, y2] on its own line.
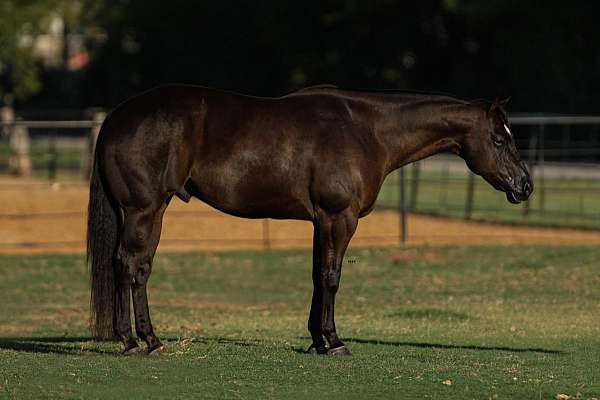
[147, 342, 164, 355]
[306, 344, 328, 355]
[327, 345, 352, 356]
[122, 342, 140, 356]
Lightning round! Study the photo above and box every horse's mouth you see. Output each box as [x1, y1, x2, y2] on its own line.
[506, 190, 528, 204]
[506, 191, 520, 204]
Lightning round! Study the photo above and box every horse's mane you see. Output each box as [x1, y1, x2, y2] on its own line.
[293, 85, 483, 104]
[290, 85, 509, 117]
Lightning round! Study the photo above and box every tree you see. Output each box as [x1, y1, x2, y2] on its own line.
[1, 1, 54, 101]
[0, 0, 101, 103]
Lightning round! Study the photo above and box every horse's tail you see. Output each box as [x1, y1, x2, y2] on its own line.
[87, 150, 120, 340]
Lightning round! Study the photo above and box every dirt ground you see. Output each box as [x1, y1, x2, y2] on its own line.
[2, 178, 600, 254]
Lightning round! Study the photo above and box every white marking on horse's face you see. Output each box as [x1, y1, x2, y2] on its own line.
[503, 123, 512, 137]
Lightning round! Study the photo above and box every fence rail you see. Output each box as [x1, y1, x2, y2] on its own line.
[510, 115, 600, 125]
[0, 120, 101, 128]
[1, 113, 600, 247]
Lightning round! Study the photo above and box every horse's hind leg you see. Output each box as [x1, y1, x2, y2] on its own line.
[113, 231, 138, 354]
[115, 199, 169, 354]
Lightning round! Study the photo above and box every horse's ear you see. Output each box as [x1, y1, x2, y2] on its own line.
[488, 96, 510, 113]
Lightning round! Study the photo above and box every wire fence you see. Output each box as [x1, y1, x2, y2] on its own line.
[388, 115, 600, 238]
[1, 113, 600, 251]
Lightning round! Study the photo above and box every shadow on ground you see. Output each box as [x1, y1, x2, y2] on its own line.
[0, 336, 108, 355]
[294, 337, 564, 355]
[0, 335, 260, 355]
[0, 335, 564, 356]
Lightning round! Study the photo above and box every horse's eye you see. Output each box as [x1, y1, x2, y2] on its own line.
[493, 137, 504, 147]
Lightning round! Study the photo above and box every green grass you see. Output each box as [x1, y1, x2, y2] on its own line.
[377, 169, 600, 229]
[1, 246, 600, 399]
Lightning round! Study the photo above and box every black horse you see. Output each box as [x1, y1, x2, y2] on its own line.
[87, 85, 532, 355]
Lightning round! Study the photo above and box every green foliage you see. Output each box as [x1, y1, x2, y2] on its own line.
[0, 247, 600, 398]
[99, 1, 600, 112]
[10, 47, 41, 100]
[0, 0, 61, 100]
[1, 1, 600, 111]
[0, 0, 105, 102]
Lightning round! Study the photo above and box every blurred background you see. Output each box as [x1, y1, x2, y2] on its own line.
[3, 0, 600, 111]
[1, 0, 600, 252]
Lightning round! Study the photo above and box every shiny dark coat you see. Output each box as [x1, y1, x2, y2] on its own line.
[88, 84, 532, 355]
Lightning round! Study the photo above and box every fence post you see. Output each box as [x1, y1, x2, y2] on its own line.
[398, 168, 407, 244]
[8, 120, 32, 177]
[439, 161, 449, 210]
[538, 124, 545, 214]
[464, 172, 475, 220]
[262, 219, 271, 250]
[3, 105, 32, 177]
[84, 110, 106, 179]
[48, 130, 57, 182]
[522, 131, 538, 218]
[0, 104, 14, 137]
[408, 162, 420, 211]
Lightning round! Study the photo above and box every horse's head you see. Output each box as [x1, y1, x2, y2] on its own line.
[461, 98, 533, 204]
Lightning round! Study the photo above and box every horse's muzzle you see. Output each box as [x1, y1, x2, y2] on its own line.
[506, 173, 533, 204]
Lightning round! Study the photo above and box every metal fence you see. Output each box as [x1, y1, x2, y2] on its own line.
[0, 109, 104, 180]
[1, 113, 600, 250]
[393, 115, 600, 240]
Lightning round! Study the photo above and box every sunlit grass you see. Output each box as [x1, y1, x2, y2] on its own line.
[1, 247, 599, 399]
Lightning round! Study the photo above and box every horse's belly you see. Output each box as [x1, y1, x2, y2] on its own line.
[189, 164, 313, 220]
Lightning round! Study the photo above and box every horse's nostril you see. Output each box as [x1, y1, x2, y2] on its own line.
[522, 181, 532, 196]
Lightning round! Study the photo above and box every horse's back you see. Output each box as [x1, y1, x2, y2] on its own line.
[97, 85, 380, 220]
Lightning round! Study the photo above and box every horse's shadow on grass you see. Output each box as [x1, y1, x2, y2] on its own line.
[293, 337, 564, 355]
[0, 336, 260, 356]
[0, 336, 564, 356]
[0, 336, 107, 355]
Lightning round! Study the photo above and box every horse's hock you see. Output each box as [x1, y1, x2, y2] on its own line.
[1, 181, 600, 254]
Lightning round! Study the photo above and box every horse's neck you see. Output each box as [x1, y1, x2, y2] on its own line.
[371, 100, 474, 174]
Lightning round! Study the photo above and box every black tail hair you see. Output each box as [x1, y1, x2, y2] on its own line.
[87, 153, 120, 340]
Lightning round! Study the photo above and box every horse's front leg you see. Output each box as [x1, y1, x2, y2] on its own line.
[311, 207, 358, 355]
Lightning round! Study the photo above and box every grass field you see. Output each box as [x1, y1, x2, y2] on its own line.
[377, 170, 600, 229]
[1, 246, 599, 399]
